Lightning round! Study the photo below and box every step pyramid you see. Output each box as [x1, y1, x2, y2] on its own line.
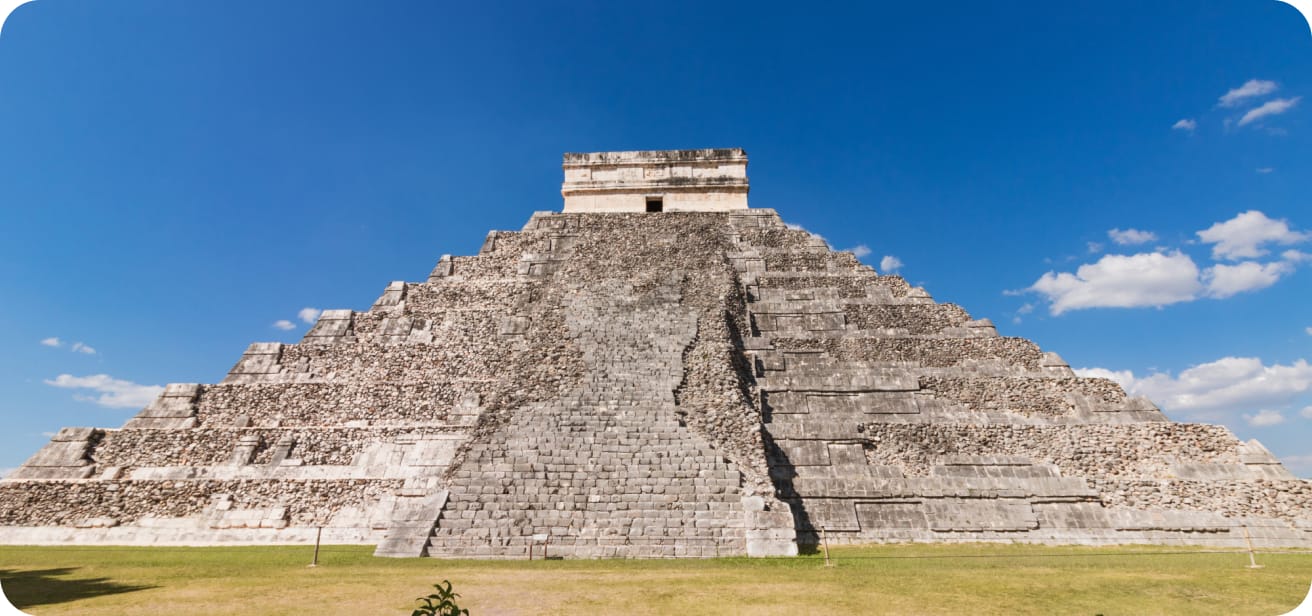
[2, 149, 1309, 556]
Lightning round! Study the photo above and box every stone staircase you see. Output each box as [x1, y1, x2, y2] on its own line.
[424, 279, 758, 558]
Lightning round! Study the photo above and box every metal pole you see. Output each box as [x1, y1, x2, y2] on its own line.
[822, 526, 833, 567]
[1242, 525, 1263, 569]
[309, 526, 322, 568]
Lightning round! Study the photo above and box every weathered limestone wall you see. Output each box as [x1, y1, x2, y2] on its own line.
[2, 202, 1308, 555]
[726, 207, 1312, 548]
[917, 376, 1126, 418]
[861, 424, 1246, 478]
[561, 149, 749, 213]
[0, 479, 401, 527]
[195, 382, 481, 427]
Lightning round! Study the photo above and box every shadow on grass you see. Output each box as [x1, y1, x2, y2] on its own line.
[1, 567, 156, 609]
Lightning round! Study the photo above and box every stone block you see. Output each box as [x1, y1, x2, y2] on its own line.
[1032, 502, 1113, 530]
[827, 443, 866, 466]
[805, 499, 860, 531]
[428, 255, 453, 279]
[372, 281, 408, 309]
[23, 439, 94, 467]
[498, 316, 531, 336]
[52, 427, 98, 442]
[923, 499, 1038, 532]
[855, 502, 929, 530]
[771, 440, 831, 466]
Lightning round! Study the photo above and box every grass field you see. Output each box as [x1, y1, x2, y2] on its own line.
[2, 543, 1310, 615]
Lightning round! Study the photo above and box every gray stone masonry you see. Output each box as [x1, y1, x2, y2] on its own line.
[1, 201, 1308, 553]
[725, 209, 1310, 548]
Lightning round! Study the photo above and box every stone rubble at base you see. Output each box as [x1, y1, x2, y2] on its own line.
[1, 150, 1309, 556]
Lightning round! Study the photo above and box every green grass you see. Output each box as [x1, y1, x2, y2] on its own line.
[2, 543, 1310, 615]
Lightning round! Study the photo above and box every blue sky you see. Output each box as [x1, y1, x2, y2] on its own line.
[1, 1, 1309, 476]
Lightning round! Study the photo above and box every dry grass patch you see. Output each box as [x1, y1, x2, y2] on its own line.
[1, 543, 1309, 615]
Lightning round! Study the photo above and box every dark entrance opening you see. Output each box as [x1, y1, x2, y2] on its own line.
[646, 197, 663, 212]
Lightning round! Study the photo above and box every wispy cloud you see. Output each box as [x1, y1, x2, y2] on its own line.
[1011, 302, 1035, 325]
[879, 255, 903, 274]
[1107, 228, 1157, 246]
[1238, 97, 1300, 127]
[1196, 210, 1309, 260]
[44, 374, 164, 409]
[42, 336, 98, 355]
[1256, 167, 1274, 174]
[1244, 409, 1286, 427]
[273, 319, 297, 331]
[1171, 118, 1196, 132]
[1086, 241, 1104, 254]
[1075, 356, 1312, 422]
[297, 307, 322, 324]
[1283, 454, 1312, 478]
[847, 244, 871, 259]
[1286, 250, 1312, 264]
[0, 467, 14, 479]
[1302, 405, 1312, 418]
[1218, 79, 1279, 108]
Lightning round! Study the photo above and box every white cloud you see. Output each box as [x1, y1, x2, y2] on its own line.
[273, 319, 297, 331]
[1073, 367, 1137, 388]
[1256, 167, 1274, 174]
[44, 374, 165, 409]
[70, 342, 96, 355]
[298, 307, 322, 324]
[1244, 409, 1286, 427]
[1306, 327, 1312, 337]
[847, 244, 871, 258]
[784, 222, 826, 242]
[1077, 357, 1312, 421]
[1197, 210, 1309, 260]
[1218, 79, 1278, 107]
[0, 467, 13, 479]
[1107, 228, 1158, 246]
[1017, 303, 1034, 315]
[1029, 251, 1203, 315]
[40, 337, 62, 348]
[879, 255, 904, 274]
[1171, 118, 1197, 131]
[1086, 241, 1104, 254]
[1301, 405, 1312, 419]
[1202, 260, 1295, 298]
[1283, 249, 1312, 264]
[1283, 455, 1312, 478]
[1238, 97, 1301, 126]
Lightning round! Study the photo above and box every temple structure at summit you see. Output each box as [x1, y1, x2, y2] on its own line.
[2, 149, 1309, 557]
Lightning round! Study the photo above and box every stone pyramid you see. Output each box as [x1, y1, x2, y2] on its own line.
[2, 149, 1309, 557]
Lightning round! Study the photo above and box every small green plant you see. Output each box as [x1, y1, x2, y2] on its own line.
[411, 579, 469, 616]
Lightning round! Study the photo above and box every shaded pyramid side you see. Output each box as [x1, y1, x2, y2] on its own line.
[721, 209, 1312, 548]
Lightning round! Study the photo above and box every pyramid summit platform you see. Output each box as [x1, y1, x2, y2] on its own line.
[2, 149, 1309, 557]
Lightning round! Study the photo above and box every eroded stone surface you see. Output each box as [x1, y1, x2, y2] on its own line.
[1, 154, 1308, 555]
